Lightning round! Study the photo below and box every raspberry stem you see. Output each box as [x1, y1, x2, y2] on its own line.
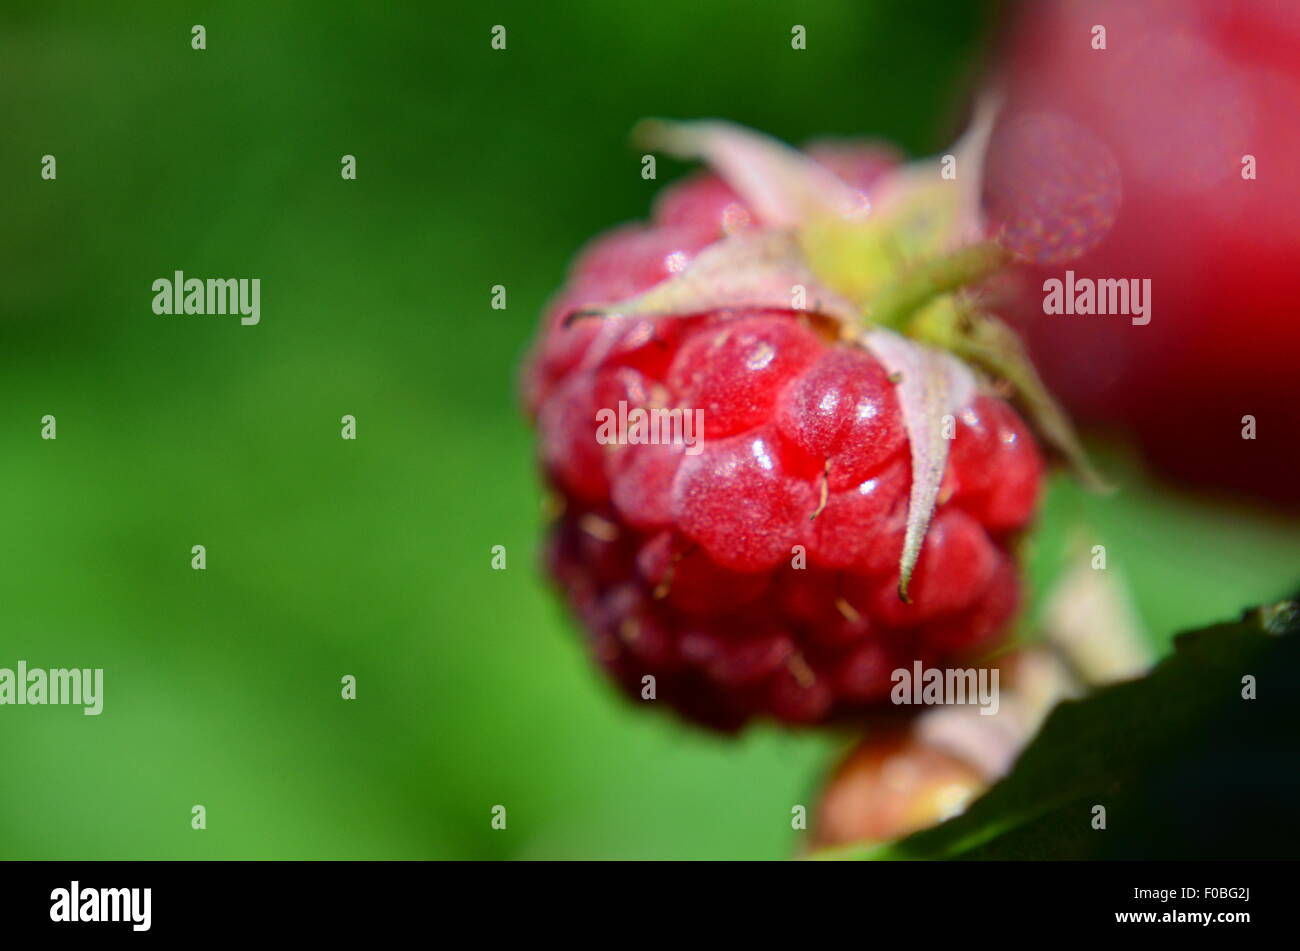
[867, 241, 1009, 331]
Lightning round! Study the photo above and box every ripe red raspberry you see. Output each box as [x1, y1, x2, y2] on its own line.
[525, 150, 1044, 732]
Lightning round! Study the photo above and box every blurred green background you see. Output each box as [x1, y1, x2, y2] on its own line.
[2, 0, 1298, 860]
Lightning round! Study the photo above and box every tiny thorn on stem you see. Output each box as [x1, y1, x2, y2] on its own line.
[618, 618, 640, 644]
[787, 652, 817, 688]
[562, 308, 609, 328]
[578, 513, 619, 542]
[809, 461, 831, 521]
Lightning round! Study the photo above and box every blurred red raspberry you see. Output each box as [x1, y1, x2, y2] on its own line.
[985, 0, 1300, 503]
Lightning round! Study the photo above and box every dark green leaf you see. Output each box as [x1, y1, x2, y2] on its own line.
[834, 600, 1300, 860]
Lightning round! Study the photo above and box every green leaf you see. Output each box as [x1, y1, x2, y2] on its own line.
[827, 600, 1300, 859]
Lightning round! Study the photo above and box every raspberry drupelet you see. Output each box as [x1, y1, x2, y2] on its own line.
[525, 150, 1044, 732]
